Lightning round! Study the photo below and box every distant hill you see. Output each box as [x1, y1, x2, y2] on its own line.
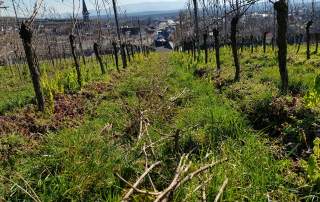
[122, 10, 180, 18]
[86, 1, 184, 18]
[118, 1, 185, 13]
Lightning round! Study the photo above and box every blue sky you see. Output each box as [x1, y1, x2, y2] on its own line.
[2, 0, 185, 17]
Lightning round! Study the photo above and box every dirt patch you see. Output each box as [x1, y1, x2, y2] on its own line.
[84, 82, 111, 94]
[0, 82, 109, 137]
[194, 68, 210, 78]
[0, 112, 49, 136]
[247, 96, 320, 157]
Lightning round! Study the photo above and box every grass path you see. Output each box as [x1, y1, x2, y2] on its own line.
[1, 53, 299, 201]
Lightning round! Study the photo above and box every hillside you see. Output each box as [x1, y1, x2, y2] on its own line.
[1, 45, 320, 200]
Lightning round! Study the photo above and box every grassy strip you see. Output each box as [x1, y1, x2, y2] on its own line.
[1, 52, 300, 201]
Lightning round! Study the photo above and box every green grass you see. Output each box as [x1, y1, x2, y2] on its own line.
[0, 55, 116, 115]
[1, 51, 313, 201]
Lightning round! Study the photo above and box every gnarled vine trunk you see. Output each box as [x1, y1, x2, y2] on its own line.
[213, 29, 221, 72]
[315, 34, 319, 54]
[203, 33, 208, 64]
[306, 20, 313, 60]
[93, 42, 106, 74]
[121, 43, 127, 68]
[231, 16, 240, 81]
[69, 34, 82, 87]
[112, 41, 119, 72]
[20, 22, 45, 111]
[263, 32, 267, 53]
[275, 0, 289, 93]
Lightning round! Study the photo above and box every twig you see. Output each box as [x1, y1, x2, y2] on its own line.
[154, 155, 225, 202]
[202, 185, 206, 202]
[145, 121, 155, 156]
[142, 136, 171, 151]
[169, 87, 189, 102]
[138, 110, 144, 140]
[153, 154, 189, 202]
[143, 144, 158, 192]
[214, 178, 229, 202]
[184, 176, 212, 201]
[116, 173, 160, 196]
[18, 174, 41, 202]
[99, 123, 112, 135]
[122, 161, 161, 201]
[177, 158, 227, 190]
[1, 175, 41, 202]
